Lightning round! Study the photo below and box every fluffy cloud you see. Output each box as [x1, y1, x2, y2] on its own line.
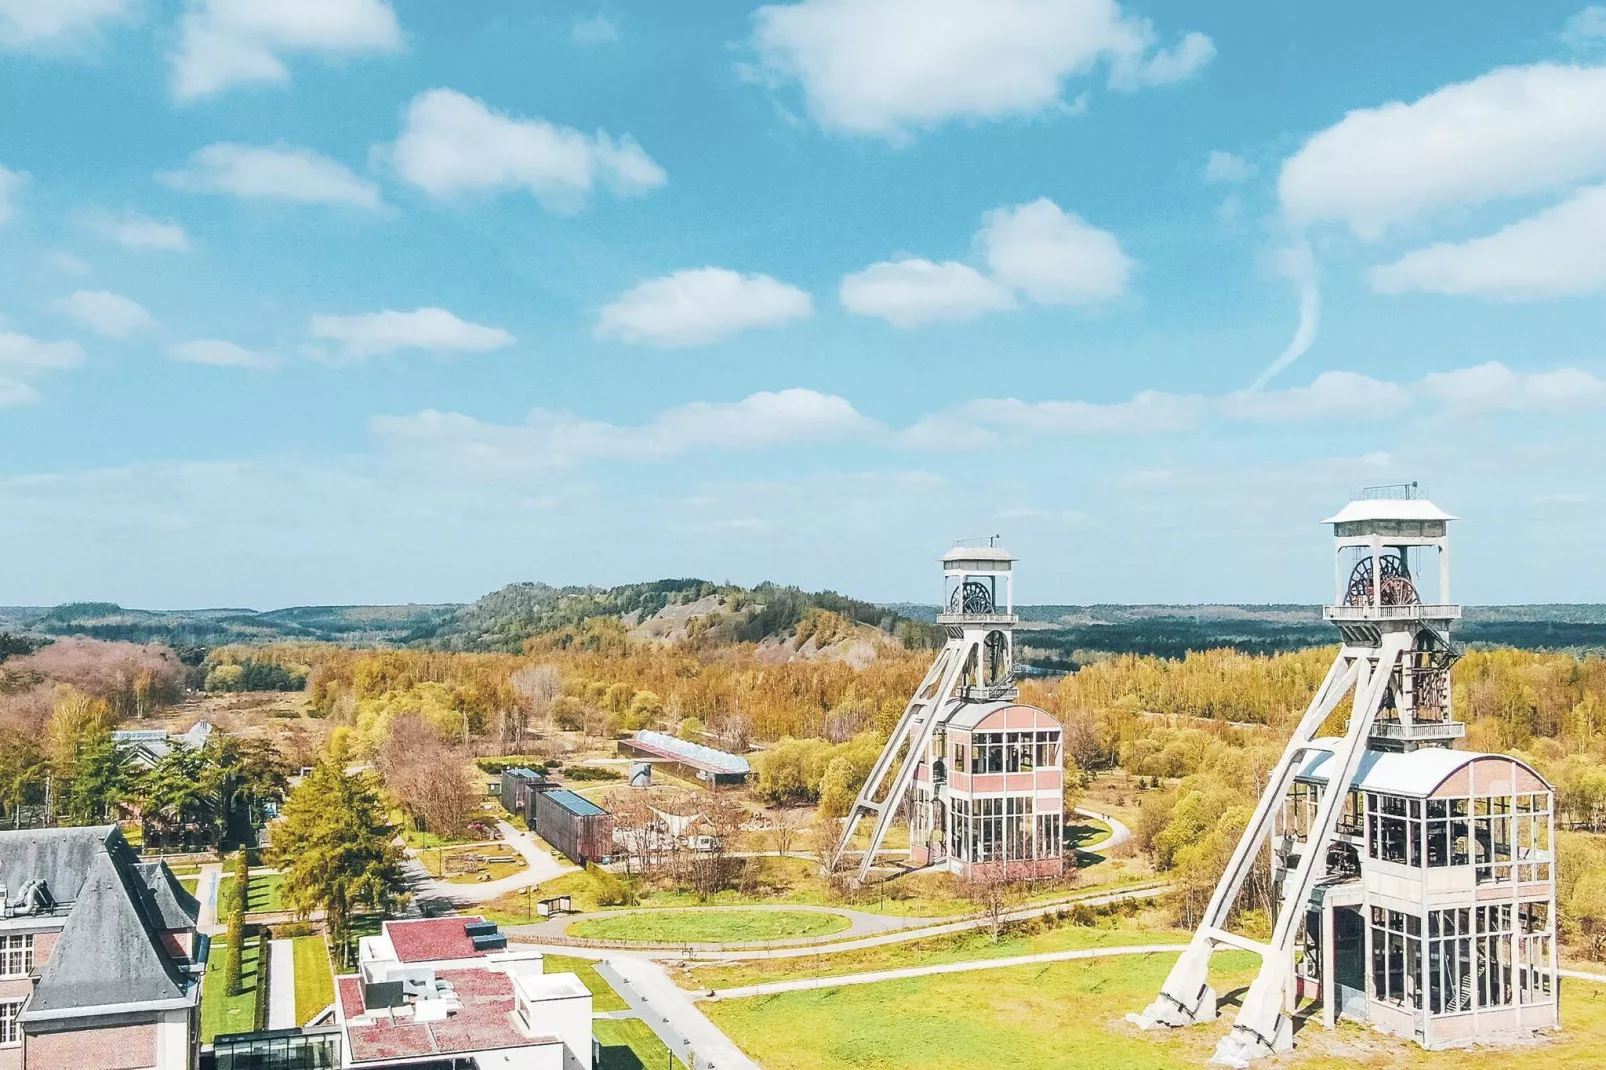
[1420, 361, 1606, 412]
[980, 198, 1132, 304]
[89, 213, 190, 250]
[0, 330, 87, 406]
[1203, 150, 1251, 184]
[0, 164, 23, 224]
[160, 143, 381, 209]
[1562, 7, 1606, 50]
[51, 290, 156, 339]
[748, 0, 1212, 138]
[571, 14, 619, 45]
[388, 88, 665, 209]
[1279, 64, 1606, 237]
[1218, 371, 1412, 423]
[839, 259, 1016, 327]
[0, 0, 127, 48]
[596, 268, 813, 348]
[170, 339, 278, 369]
[170, 0, 403, 101]
[309, 308, 514, 360]
[1370, 183, 1606, 299]
[374, 388, 874, 468]
[47, 251, 91, 276]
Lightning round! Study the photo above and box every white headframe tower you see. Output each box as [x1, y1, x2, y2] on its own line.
[1131, 484, 1468, 1064]
[829, 539, 1021, 882]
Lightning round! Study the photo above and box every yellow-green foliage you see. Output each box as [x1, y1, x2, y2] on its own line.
[752, 733, 881, 811]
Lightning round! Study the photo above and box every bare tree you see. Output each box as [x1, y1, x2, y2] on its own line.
[973, 872, 1018, 944]
[768, 808, 806, 857]
[375, 715, 479, 839]
[687, 791, 746, 900]
[509, 664, 562, 746]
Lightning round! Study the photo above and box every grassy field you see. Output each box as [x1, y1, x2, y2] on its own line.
[292, 935, 334, 1025]
[594, 1018, 686, 1070]
[178, 876, 199, 896]
[1068, 817, 1113, 851]
[544, 954, 630, 1012]
[218, 872, 284, 914]
[570, 908, 852, 944]
[706, 954, 1606, 1070]
[686, 915, 1190, 991]
[200, 939, 263, 1042]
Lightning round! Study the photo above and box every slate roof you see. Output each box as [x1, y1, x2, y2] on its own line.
[26, 850, 192, 1016]
[0, 825, 124, 907]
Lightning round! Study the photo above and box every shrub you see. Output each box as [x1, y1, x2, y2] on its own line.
[272, 921, 316, 938]
[563, 766, 621, 782]
[586, 863, 635, 907]
[223, 908, 244, 996]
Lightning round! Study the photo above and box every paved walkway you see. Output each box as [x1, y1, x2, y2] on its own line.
[1559, 968, 1606, 984]
[406, 821, 577, 906]
[195, 863, 224, 935]
[1072, 807, 1132, 851]
[706, 942, 1189, 1000]
[267, 939, 297, 1029]
[608, 956, 762, 1070]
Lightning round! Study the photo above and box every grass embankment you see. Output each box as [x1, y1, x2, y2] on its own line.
[686, 916, 1190, 991]
[217, 872, 284, 913]
[595, 1018, 686, 1070]
[571, 909, 851, 944]
[292, 935, 335, 1025]
[477, 855, 1151, 928]
[707, 955, 1606, 1070]
[1067, 817, 1113, 850]
[544, 954, 629, 1012]
[200, 939, 263, 1042]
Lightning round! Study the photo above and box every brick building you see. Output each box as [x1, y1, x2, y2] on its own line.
[0, 826, 203, 1070]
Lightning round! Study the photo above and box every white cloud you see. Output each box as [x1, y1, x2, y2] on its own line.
[596, 268, 813, 348]
[1370, 183, 1606, 299]
[170, 339, 278, 369]
[89, 213, 191, 251]
[170, 0, 403, 101]
[0, 0, 128, 49]
[0, 330, 87, 406]
[840, 258, 1016, 327]
[0, 164, 25, 224]
[47, 251, 91, 275]
[980, 198, 1132, 305]
[1562, 7, 1606, 50]
[747, 0, 1212, 138]
[51, 290, 156, 339]
[956, 391, 1207, 435]
[1279, 64, 1606, 237]
[1220, 371, 1411, 423]
[374, 388, 875, 468]
[309, 307, 515, 360]
[388, 88, 665, 209]
[1249, 242, 1320, 389]
[1420, 361, 1606, 412]
[1109, 30, 1215, 91]
[160, 143, 381, 209]
[1203, 150, 1251, 184]
[571, 14, 619, 45]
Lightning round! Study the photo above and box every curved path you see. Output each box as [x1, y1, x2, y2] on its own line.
[504, 880, 1171, 959]
[705, 941, 1191, 1000]
[405, 821, 577, 906]
[1072, 807, 1132, 852]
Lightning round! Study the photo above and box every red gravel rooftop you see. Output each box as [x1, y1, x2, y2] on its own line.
[384, 916, 489, 964]
[339, 968, 557, 1064]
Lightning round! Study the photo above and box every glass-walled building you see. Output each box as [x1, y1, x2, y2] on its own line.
[1281, 748, 1557, 1047]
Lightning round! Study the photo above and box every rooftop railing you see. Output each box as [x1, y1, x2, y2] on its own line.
[937, 612, 1018, 626]
[1323, 604, 1461, 621]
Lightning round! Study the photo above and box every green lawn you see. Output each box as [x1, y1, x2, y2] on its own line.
[594, 1018, 686, 1070]
[569, 909, 851, 944]
[217, 872, 284, 914]
[292, 935, 335, 1025]
[178, 876, 199, 896]
[200, 939, 264, 1042]
[543, 954, 629, 1012]
[706, 954, 1606, 1070]
[688, 920, 1191, 991]
[1067, 817, 1113, 851]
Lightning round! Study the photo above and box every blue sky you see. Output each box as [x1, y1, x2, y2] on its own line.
[4, 0, 1606, 609]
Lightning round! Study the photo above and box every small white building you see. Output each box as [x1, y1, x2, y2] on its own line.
[334, 917, 593, 1070]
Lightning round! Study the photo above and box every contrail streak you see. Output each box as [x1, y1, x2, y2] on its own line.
[1249, 241, 1320, 391]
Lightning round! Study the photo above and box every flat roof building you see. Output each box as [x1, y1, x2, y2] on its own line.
[616, 732, 750, 787]
[532, 792, 613, 868]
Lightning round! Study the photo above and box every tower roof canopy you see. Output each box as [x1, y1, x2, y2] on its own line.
[1321, 498, 1457, 525]
[1295, 745, 1548, 798]
[942, 544, 1014, 565]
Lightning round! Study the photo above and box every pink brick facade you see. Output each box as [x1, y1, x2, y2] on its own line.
[25, 1023, 157, 1070]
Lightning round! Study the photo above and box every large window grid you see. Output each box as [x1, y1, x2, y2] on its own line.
[949, 796, 1060, 862]
[0, 999, 19, 1046]
[963, 731, 1060, 775]
[1424, 902, 1551, 1015]
[1359, 790, 1552, 884]
[0, 935, 31, 979]
[1370, 906, 1422, 1009]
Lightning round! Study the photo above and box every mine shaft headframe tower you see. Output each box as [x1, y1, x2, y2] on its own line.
[828, 538, 1018, 883]
[1130, 484, 1462, 1066]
